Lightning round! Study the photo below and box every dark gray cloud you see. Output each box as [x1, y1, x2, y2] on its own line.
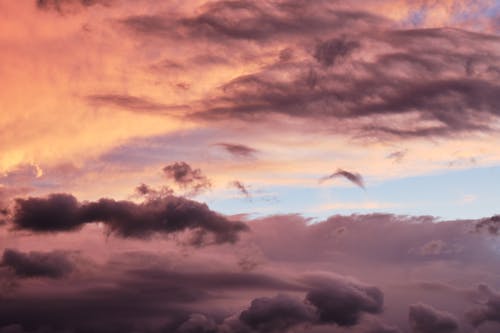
[475, 215, 500, 235]
[466, 284, 500, 328]
[314, 37, 360, 67]
[10, 193, 247, 245]
[163, 162, 212, 197]
[238, 294, 317, 332]
[87, 94, 189, 114]
[215, 143, 258, 158]
[122, 1, 386, 43]
[0, 259, 388, 333]
[182, 16, 499, 140]
[1, 249, 74, 279]
[408, 303, 459, 333]
[319, 169, 365, 189]
[117, 0, 500, 140]
[134, 183, 174, 200]
[304, 275, 383, 326]
[0, 268, 200, 332]
[4, 212, 500, 332]
[175, 314, 217, 333]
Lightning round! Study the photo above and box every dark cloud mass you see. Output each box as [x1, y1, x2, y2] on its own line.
[304, 275, 383, 326]
[10, 193, 247, 245]
[4, 1, 500, 332]
[319, 169, 365, 189]
[466, 284, 500, 328]
[123, 1, 385, 42]
[238, 294, 317, 332]
[1, 249, 74, 279]
[2, 213, 500, 332]
[408, 303, 459, 333]
[158, 0, 500, 139]
[163, 162, 212, 196]
[475, 215, 500, 235]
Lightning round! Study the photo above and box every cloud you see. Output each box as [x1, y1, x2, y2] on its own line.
[2, 212, 500, 332]
[304, 274, 384, 326]
[319, 169, 365, 189]
[386, 150, 408, 163]
[238, 294, 317, 332]
[412, 240, 460, 256]
[182, 6, 500, 140]
[215, 143, 258, 158]
[87, 94, 189, 115]
[230, 181, 251, 199]
[1, 248, 74, 279]
[466, 284, 500, 328]
[475, 215, 500, 235]
[36, 0, 110, 13]
[163, 162, 212, 196]
[314, 37, 361, 67]
[122, 1, 386, 43]
[134, 183, 174, 200]
[409, 303, 459, 333]
[175, 313, 217, 333]
[10, 193, 248, 245]
[0, 267, 203, 332]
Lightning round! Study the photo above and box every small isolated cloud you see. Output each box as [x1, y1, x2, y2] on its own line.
[214, 143, 258, 158]
[319, 169, 365, 189]
[386, 149, 408, 163]
[163, 162, 212, 197]
[230, 180, 251, 199]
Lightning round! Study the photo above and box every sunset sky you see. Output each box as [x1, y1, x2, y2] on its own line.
[1, 1, 500, 332]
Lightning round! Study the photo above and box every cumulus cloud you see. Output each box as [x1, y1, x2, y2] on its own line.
[319, 169, 365, 189]
[10, 193, 247, 245]
[1, 248, 74, 279]
[163, 162, 212, 196]
[238, 294, 317, 332]
[304, 275, 384, 326]
[2, 212, 500, 332]
[408, 303, 459, 333]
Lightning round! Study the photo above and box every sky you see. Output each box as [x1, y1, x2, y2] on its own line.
[0, 0, 500, 332]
